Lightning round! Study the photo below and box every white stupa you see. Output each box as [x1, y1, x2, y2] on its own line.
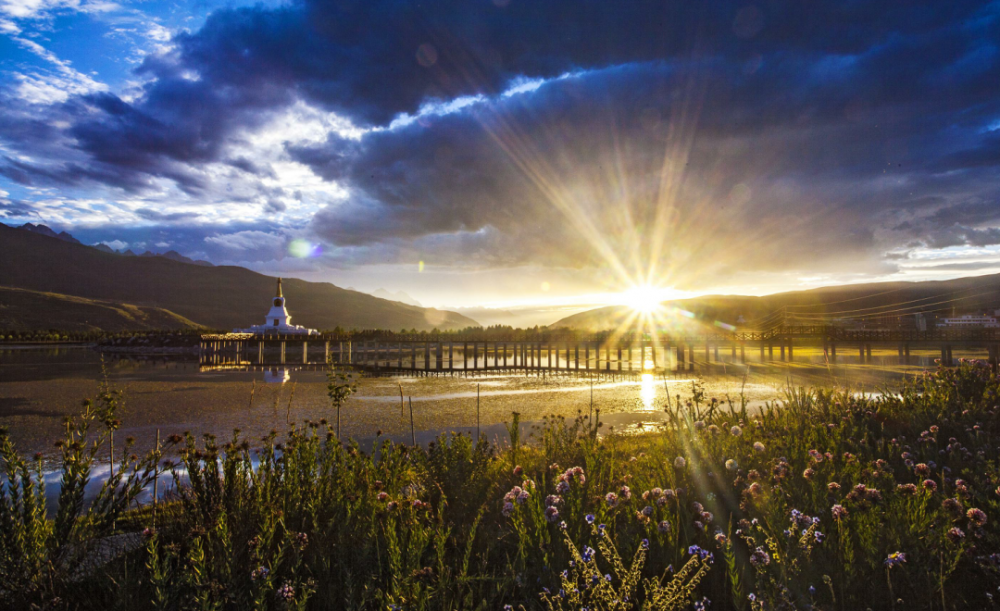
[235, 278, 318, 335]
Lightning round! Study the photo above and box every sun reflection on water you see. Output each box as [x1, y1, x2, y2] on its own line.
[640, 372, 656, 411]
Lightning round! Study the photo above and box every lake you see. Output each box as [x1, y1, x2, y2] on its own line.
[0, 343, 954, 462]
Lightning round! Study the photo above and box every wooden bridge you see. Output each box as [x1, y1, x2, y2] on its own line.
[199, 326, 1000, 373]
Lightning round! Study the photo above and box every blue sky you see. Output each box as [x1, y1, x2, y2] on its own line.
[2, 0, 1000, 322]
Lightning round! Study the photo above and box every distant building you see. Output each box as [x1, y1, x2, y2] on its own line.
[937, 314, 999, 328]
[235, 278, 318, 335]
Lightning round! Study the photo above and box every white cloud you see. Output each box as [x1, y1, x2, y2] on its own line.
[0, 0, 117, 20]
[97, 239, 127, 250]
[10, 37, 108, 104]
[154, 241, 170, 248]
[205, 230, 286, 251]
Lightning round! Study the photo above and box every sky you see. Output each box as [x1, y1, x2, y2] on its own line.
[2, 0, 1000, 325]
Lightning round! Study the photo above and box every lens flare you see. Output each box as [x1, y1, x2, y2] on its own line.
[288, 239, 320, 258]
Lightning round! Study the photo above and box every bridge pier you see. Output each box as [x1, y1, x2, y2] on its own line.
[787, 340, 793, 361]
[779, 343, 786, 362]
[866, 344, 872, 362]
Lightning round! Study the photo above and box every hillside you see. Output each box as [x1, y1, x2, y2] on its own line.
[551, 274, 1000, 331]
[0, 286, 201, 332]
[0, 224, 478, 332]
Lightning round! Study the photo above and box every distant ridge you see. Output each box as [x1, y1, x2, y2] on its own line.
[18, 223, 81, 245]
[16, 223, 214, 266]
[0, 223, 479, 332]
[551, 275, 1000, 332]
[371, 288, 422, 307]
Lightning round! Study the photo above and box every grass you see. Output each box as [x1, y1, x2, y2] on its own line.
[2, 361, 999, 610]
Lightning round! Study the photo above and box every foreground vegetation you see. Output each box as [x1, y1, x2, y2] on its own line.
[2, 362, 999, 610]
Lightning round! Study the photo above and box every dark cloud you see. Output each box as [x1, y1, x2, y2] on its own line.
[134, 207, 201, 222]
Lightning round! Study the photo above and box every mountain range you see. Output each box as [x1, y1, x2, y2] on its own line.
[0, 223, 478, 332]
[551, 274, 1000, 332]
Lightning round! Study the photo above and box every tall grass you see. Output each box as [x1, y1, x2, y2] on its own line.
[2, 360, 999, 609]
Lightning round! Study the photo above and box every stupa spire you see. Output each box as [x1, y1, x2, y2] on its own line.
[276, 277, 283, 298]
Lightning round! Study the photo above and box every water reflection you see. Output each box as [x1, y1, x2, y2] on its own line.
[263, 368, 291, 384]
[640, 373, 656, 410]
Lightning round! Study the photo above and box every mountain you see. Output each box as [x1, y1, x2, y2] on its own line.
[551, 274, 1000, 332]
[371, 288, 422, 307]
[0, 286, 201, 332]
[140, 250, 213, 267]
[18, 223, 81, 245]
[0, 223, 479, 332]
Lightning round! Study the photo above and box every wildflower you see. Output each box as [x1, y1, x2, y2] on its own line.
[513, 465, 523, 476]
[884, 552, 907, 568]
[605, 492, 619, 508]
[276, 583, 295, 600]
[914, 463, 931, 477]
[657, 520, 671, 534]
[545, 494, 562, 507]
[827, 482, 841, 493]
[373, 480, 384, 490]
[896, 483, 918, 495]
[694, 420, 705, 430]
[967, 508, 987, 527]
[516, 490, 530, 504]
[582, 546, 595, 562]
[803, 468, 816, 480]
[649, 487, 663, 498]
[749, 547, 771, 567]
[831, 504, 848, 520]
[597, 524, 607, 537]
[687, 545, 714, 563]
[730, 426, 742, 436]
[641, 505, 653, 517]
[251, 566, 270, 581]
[502, 502, 514, 517]
[674, 456, 686, 469]
[377, 491, 389, 501]
[702, 512, 714, 524]
[295, 532, 308, 548]
[556, 480, 570, 494]
[585, 514, 596, 524]
[620, 485, 632, 500]
[559, 521, 567, 530]
[942, 497, 963, 516]
[814, 531, 825, 543]
[693, 597, 710, 611]
[714, 531, 728, 545]
[387, 501, 398, 511]
[946, 526, 965, 543]
[809, 449, 823, 462]
[725, 459, 738, 471]
[545, 506, 560, 523]
[746, 482, 763, 497]
[640, 539, 649, 549]
[753, 442, 766, 452]
[922, 479, 938, 492]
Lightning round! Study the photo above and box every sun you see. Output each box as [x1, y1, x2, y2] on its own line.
[622, 284, 665, 314]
